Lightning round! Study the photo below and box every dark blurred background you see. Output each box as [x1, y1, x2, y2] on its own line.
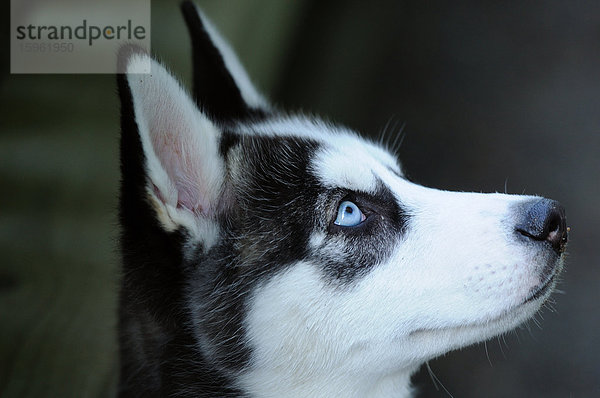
[1, 1, 598, 397]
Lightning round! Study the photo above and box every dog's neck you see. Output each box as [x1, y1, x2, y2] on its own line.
[238, 363, 418, 398]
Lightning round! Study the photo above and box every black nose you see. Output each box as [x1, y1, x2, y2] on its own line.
[516, 199, 568, 254]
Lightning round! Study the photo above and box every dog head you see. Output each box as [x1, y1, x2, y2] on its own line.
[117, 3, 567, 396]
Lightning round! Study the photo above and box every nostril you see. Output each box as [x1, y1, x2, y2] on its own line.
[515, 199, 568, 254]
[544, 208, 565, 247]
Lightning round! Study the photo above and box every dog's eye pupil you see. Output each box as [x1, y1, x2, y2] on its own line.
[334, 201, 365, 227]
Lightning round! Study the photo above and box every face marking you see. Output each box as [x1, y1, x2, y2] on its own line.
[216, 127, 412, 287]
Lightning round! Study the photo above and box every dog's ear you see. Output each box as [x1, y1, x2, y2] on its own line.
[180, 1, 271, 121]
[118, 47, 225, 236]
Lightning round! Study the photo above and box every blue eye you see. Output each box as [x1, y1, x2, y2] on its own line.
[334, 201, 366, 227]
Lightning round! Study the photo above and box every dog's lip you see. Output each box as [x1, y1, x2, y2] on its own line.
[409, 264, 562, 337]
[407, 305, 523, 337]
[522, 265, 560, 304]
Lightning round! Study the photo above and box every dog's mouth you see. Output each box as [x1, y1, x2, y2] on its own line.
[522, 262, 561, 304]
[409, 260, 562, 339]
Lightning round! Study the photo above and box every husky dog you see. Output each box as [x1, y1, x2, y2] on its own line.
[116, 2, 568, 397]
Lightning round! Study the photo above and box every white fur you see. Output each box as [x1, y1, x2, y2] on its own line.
[241, 262, 417, 398]
[310, 136, 399, 193]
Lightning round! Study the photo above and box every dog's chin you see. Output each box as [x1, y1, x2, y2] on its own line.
[405, 273, 559, 362]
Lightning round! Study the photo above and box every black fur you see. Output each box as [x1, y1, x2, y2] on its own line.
[117, 67, 245, 397]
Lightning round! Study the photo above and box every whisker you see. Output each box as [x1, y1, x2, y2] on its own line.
[484, 341, 493, 367]
[390, 121, 407, 155]
[426, 361, 455, 398]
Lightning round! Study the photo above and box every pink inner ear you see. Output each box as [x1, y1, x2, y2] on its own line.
[176, 182, 200, 213]
[150, 121, 205, 215]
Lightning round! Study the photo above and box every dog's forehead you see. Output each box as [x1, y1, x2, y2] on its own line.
[234, 115, 403, 191]
[311, 135, 401, 193]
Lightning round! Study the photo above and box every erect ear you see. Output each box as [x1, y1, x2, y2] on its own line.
[118, 47, 225, 236]
[180, 1, 271, 121]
